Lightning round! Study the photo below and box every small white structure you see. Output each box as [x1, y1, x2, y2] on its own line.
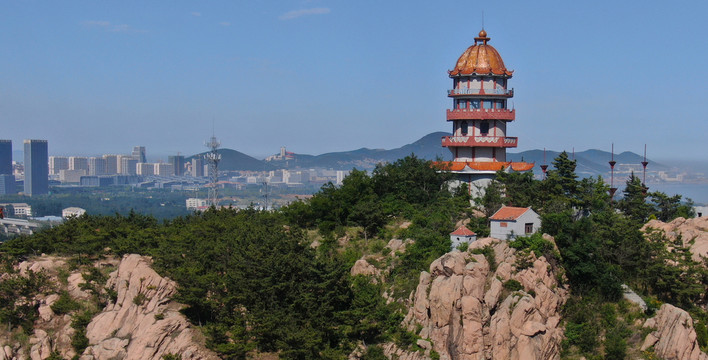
[450, 225, 477, 250]
[12, 203, 32, 217]
[490, 206, 541, 240]
[62, 207, 86, 218]
[186, 198, 208, 210]
[694, 206, 708, 218]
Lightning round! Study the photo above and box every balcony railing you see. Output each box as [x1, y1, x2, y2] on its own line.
[446, 108, 515, 121]
[441, 135, 518, 148]
[447, 88, 514, 96]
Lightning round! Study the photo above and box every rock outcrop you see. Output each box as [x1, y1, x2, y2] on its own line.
[406, 238, 568, 360]
[0, 254, 219, 360]
[642, 304, 708, 360]
[81, 254, 218, 360]
[643, 217, 708, 261]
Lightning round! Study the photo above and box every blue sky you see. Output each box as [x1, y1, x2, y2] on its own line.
[2, 0, 707, 160]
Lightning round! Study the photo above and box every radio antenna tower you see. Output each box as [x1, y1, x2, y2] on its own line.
[204, 131, 221, 207]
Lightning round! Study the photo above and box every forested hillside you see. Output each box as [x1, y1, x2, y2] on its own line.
[0, 154, 705, 360]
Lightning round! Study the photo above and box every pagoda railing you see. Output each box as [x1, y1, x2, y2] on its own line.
[442, 135, 518, 148]
[448, 88, 513, 96]
[446, 108, 515, 120]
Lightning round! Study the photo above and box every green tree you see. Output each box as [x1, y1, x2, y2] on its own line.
[480, 180, 503, 218]
[546, 151, 579, 199]
[617, 173, 652, 223]
[650, 191, 695, 221]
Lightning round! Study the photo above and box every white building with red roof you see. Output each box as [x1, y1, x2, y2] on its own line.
[450, 225, 477, 249]
[489, 206, 540, 240]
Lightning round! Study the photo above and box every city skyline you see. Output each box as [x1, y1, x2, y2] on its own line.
[2, 1, 708, 160]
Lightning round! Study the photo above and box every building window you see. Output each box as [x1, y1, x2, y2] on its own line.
[525, 223, 533, 234]
[461, 121, 468, 136]
[457, 100, 467, 109]
[483, 100, 493, 109]
[480, 121, 489, 135]
[471, 100, 480, 109]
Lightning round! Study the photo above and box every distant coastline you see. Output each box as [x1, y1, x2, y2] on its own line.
[648, 182, 708, 205]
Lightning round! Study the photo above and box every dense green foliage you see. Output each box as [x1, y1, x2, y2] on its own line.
[0, 268, 48, 332]
[0, 187, 191, 219]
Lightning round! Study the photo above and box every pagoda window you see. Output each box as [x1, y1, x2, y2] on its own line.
[480, 121, 490, 135]
[457, 100, 467, 109]
[496, 100, 505, 109]
[461, 121, 469, 136]
[483, 100, 493, 109]
[471, 100, 480, 109]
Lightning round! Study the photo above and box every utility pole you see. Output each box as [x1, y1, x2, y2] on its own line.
[205, 135, 221, 207]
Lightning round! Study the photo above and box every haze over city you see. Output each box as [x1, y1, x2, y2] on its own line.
[2, 1, 708, 161]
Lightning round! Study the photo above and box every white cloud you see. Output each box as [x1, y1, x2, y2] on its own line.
[81, 20, 145, 33]
[82, 20, 111, 27]
[219, 21, 231, 26]
[191, 12, 201, 17]
[278, 7, 330, 20]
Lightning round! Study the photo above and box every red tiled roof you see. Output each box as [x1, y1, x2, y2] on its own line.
[450, 226, 476, 236]
[489, 206, 530, 221]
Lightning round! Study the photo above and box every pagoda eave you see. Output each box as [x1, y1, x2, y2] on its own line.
[441, 135, 518, 148]
[446, 109, 515, 121]
[433, 161, 535, 173]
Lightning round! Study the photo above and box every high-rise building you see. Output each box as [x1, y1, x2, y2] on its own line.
[23, 139, 49, 196]
[0, 174, 15, 195]
[132, 146, 147, 163]
[136, 163, 154, 176]
[0, 140, 12, 175]
[168, 155, 185, 176]
[69, 157, 89, 172]
[120, 157, 138, 175]
[154, 163, 174, 176]
[88, 157, 106, 176]
[436, 30, 533, 197]
[103, 155, 118, 175]
[49, 156, 69, 175]
[191, 158, 204, 177]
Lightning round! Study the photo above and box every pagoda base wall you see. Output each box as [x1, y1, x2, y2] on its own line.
[447, 173, 496, 202]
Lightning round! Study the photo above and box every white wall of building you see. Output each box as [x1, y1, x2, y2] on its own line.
[490, 210, 541, 240]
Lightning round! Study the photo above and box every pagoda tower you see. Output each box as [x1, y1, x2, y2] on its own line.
[438, 29, 533, 196]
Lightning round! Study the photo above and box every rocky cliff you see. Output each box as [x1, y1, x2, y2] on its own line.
[404, 237, 568, 360]
[81, 254, 218, 360]
[0, 254, 218, 360]
[642, 304, 708, 360]
[643, 216, 708, 261]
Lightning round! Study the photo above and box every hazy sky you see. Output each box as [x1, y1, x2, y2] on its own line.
[2, 0, 707, 160]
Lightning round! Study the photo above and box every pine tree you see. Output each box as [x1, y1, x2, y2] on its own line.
[617, 173, 652, 223]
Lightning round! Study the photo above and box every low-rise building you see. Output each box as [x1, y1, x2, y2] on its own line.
[59, 169, 86, 183]
[489, 206, 541, 240]
[450, 225, 477, 250]
[694, 206, 708, 218]
[186, 198, 208, 210]
[62, 207, 86, 218]
[11, 203, 32, 217]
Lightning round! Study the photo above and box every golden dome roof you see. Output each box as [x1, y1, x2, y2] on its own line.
[449, 30, 513, 76]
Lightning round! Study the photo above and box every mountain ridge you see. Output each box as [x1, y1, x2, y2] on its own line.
[188, 132, 667, 177]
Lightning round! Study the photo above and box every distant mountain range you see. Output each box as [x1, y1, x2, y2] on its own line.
[187, 132, 667, 177]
